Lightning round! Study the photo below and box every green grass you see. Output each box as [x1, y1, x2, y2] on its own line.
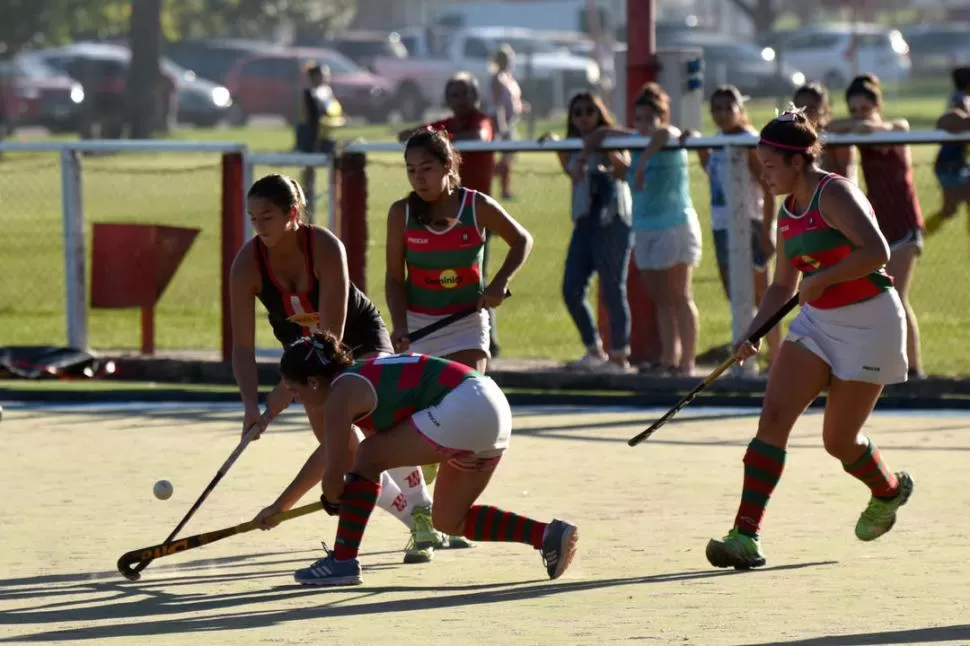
[2, 95, 970, 374]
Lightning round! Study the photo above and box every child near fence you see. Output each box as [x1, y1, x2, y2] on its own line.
[681, 85, 779, 371]
[925, 67, 970, 235]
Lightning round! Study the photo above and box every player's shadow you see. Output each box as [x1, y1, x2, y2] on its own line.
[742, 624, 970, 645]
[0, 560, 837, 642]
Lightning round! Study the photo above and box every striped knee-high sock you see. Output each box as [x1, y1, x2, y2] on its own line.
[843, 438, 899, 499]
[333, 474, 381, 561]
[734, 438, 787, 538]
[462, 505, 546, 549]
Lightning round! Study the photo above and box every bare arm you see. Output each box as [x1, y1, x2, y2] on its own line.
[680, 129, 710, 170]
[810, 180, 890, 289]
[229, 244, 260, 412]
[312, 227, 350, 341]
[384, 202, 410, 333]
[322, 378, 375, 503]
[937, 108, 970, 133]
[607, 149, 631, 178]
[739, 237, 801, 342]
[475, 194, 534, 293]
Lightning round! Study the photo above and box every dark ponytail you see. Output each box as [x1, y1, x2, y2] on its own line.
[279, 332, 354, 384]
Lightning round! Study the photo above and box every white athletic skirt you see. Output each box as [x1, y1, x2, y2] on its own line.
[407, 309, 490, 359]
[412, 377, 512, 471]
[787, 290, 908, 385]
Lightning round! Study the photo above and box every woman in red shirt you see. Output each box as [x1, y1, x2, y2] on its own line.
[828, 74, 925, 378]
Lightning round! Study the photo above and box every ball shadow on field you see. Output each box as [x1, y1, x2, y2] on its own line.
[0, 560, 838, 642]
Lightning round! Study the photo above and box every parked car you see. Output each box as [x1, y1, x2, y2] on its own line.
[0, 55, 84, 133]
[901, 23, 970, 78]
[377, 26, 599, 120]
[164, 38, 281, 85]
[756, 23, 910, 88]
[165, 60, 233, 127]
[295, 31, 409, 73]
[30, 43, 179, 136]
[661, 33, 806, 98]
[223, 47, 395, 125]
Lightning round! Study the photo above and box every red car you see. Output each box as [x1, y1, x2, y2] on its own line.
[223, 47, 394, 125]
[0, 55, 85, 133]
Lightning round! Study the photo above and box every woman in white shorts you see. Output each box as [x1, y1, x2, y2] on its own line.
[704, 109, 912, 572]
[261, 333, 578, 587]
[385, 128, 533, 374]
[586, 84, 701, 376]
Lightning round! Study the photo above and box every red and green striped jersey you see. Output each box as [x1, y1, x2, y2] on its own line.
[779, 173, 893, 309]
[334, 353, 481, 433]
[405, 188, 486, 315]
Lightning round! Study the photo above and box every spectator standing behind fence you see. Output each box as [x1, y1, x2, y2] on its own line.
[793, 83, 858, 184]
[491, 45, 525, 200]
[828, 74, 925, 379]
[398, 73, 504, 357]
[585, 83, 700, 377]
[925, 67, 970, 235]
[682, 85, 779, 372]
[296, 63, 344, 155]
[541, 92, 633, 374]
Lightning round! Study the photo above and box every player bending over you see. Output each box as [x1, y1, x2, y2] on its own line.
[705, 107, 913, 570]
[256, 333, 578, 586]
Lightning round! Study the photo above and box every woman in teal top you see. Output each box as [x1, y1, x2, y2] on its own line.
[585, 83, 701, 376]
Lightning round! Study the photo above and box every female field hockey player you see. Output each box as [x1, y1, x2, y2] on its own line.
[232, 174, 470, 564]
[385, 128, 533, 375]
[257, 332, 578, 586]
[705, 109, 913, 570]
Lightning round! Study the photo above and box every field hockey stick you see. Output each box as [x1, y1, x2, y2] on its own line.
[627, 294, 800, 447]
[127, 411, 272, 580]
[117, 501, 323, 580]
[407, 289, 512, 344]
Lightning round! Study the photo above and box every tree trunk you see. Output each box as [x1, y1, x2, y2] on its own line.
[126, 0, 162, 139]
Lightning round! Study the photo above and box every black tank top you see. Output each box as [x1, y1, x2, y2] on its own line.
[254, 225, 385, 350]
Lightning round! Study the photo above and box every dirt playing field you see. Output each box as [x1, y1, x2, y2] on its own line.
[1, 402, 968, 645]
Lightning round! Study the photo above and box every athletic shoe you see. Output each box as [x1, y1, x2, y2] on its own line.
[540, 519, 578, 579]
[436, 534, 475, 549]
[294, 551, 362, 586]
[404, 505, 437, 564]
[855, 471, 914, 542]
[706, 528, 767, 570]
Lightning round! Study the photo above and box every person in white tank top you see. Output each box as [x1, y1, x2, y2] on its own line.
[492, 44, 525, 200]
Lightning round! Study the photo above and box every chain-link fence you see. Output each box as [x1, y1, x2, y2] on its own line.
[0, 151, 65, 347]
[80, 150, 226, 351]
[353, 140, 970, 376]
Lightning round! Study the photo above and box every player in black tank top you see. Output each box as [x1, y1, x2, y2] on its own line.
[254, 224, 392, 355]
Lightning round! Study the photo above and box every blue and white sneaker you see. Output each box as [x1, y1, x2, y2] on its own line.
[540, 519, 578, 580]
[294, 551, 362, 586]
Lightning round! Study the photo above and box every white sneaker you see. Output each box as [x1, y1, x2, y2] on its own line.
[567, 352, 608, 371]
[596, 361, 635, 375]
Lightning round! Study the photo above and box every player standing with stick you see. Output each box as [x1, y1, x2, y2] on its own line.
[704, 109, 913, 570]
[232, 174, 469, 564]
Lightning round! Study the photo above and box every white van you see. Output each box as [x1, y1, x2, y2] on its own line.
[432, 1, 621, 35]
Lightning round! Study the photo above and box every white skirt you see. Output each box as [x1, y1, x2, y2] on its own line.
[633, 215, 702, 271]
[407, 308, 491, 359]
[787, 290, 908, 385]
[412, 377, 511, 471]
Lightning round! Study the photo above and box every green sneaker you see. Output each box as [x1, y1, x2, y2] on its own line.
[403, 505, 437, 564]
[855, 471, 914, 542]
[435, 534, 476, 549]
[705, 528, 767, 570]
[421, 463, 439, 485]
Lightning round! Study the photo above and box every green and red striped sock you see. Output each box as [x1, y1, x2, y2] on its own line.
[463, 505, 546, 549]
[843, 438, 899, 499]
[333, 474, 381, 561]
[734, 438, 787, 538]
